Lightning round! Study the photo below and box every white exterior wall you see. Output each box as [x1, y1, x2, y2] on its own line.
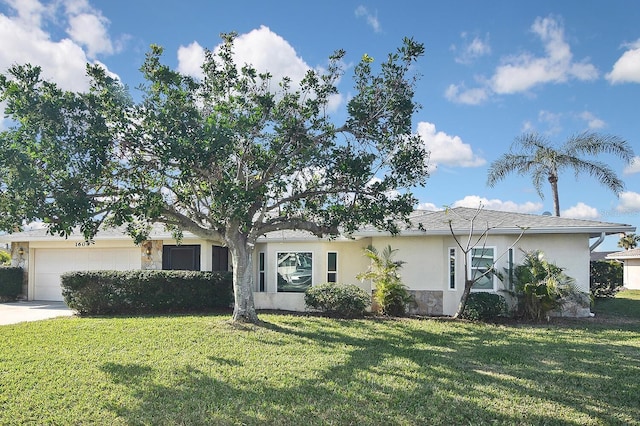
[253, 239, 372, 311]
[515, 233, 591, 293]
[368, 235, 445, 291]
[623, 259, 640, 290]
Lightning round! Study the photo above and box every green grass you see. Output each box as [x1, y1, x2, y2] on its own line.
[593, 289, 640, 319]
[1, 309, 639, 425]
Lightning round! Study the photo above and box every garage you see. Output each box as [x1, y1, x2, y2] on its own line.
[33, 247, 141, 301]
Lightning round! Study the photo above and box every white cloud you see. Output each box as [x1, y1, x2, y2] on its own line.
[355, 6, 381, 33]
[562, 202, 600, 219]
[492, 16, 598, 94]
[416, 202, 442, 211]
[0, 0, 120, 92]
[538, 110, 563, 134]
[624, 157, 640, 175]
[453, 33, 491, 65]
[446, 16, 598, 105]
[617, 191, 640, 213]
[178, 26, 311, 88]
[452, 195, 543, 213]
[578, 111, 606, 130]
[66, 12, 114, 58]
[606, 39, 640, 84]
[416, 122, 486, 169]
[444, 83, 490, 105]
[177, 41, 205, 79]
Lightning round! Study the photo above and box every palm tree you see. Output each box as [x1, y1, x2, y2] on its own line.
[487, 132, 634, 216]
[618, 233, 640, 250]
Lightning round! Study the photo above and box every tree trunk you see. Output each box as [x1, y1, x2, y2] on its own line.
[453, 280, 474, 319]
[548, 174, 560, 216]
[227, 231, 260, 324]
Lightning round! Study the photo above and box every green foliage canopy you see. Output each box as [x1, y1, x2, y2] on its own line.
[0, 34, 429, 322]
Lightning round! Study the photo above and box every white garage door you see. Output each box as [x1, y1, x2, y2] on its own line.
[33, 248, 142, 301]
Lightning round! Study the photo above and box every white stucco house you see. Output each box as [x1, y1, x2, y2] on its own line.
[3, 207, 635, 317]
[606, 248, 640, 290]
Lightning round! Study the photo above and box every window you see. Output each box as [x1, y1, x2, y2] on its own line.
[507, 248, 514, 290]
[277, 252, 312, 292]
[470, 247, 495, 291]
[211, 246, 229, 271]
[448, 248, 456, 290]
[258, 252, 266, 292]
[327, 252, 337, 283]
[162, 245, 201, 271]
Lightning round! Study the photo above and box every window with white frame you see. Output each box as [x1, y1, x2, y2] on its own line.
[448, 247, 456, 290]
[327, 252, 337, 283]
[469, 247, 495, 291]
[277, 252, 312, 292]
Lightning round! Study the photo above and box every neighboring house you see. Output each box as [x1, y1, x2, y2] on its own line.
[606, 248, 640, 290]
[2, 208, 635, 317]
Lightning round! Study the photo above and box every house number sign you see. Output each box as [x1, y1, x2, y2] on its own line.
[75, 240, 95, 247]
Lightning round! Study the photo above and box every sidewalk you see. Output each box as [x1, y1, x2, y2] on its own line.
[0, 301, 74, 325]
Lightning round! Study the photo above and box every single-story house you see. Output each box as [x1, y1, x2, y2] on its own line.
[3, 207, 635, 317]
[606, 248, 640, 290]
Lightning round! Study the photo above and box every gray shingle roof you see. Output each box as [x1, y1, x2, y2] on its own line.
[607, 248, 640, 259]
[357, 207, 635, 237]
[0, 207, 634, 243]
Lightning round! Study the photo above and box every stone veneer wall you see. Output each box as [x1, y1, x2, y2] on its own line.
[10, 242, 28, 298]
[371, 290, 444, 316]
[407, 290, 444, 316]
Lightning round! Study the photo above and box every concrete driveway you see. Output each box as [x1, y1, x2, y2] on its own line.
[0, 301, 74, 325]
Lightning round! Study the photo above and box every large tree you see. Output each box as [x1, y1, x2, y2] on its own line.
[487, 132, 634, 216]
[0, 34, 429, 323]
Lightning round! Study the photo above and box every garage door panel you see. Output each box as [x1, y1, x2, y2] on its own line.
[34, 248, 142, 301]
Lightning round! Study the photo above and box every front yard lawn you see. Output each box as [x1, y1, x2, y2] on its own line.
[1, 306, 639, 425]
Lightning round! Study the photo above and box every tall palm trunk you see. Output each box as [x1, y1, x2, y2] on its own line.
[548, 173, 560, 216]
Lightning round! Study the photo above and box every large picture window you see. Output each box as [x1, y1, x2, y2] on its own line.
[277, 252, 312, 292]
[470, 247, 495, 291]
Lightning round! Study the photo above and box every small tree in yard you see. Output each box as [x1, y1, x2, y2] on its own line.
[357, 245, 413, 316]
[0, 34, 429, 323]
[446, 206, 526, 319]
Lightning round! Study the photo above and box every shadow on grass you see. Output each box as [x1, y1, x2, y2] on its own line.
[97, 315, 640, 425]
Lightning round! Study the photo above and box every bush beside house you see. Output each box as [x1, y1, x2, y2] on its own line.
[62, 270, 232, 315]
[304, 282, 371, 318]
[0, 267, 22, 302]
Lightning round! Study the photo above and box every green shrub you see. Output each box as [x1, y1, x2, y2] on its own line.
[373, 280, 414, 317]
[590, 260, 623, 298]
[61, 270, 232, 315]
[460, 292, 507, 321]
[357, 245, 413, 316]
[304, 283, 370, 318]
[513, 250, 576, 321]
[0, 267, 23, 302]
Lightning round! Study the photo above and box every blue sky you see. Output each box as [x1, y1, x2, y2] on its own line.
[1, 0, 639, 250]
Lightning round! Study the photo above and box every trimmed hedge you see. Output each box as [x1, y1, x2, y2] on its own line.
[61, 270, 233, 315]
[460, 292, 508, 321]
[0, 267, 23, 302]
[304, 282, 371, 318]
